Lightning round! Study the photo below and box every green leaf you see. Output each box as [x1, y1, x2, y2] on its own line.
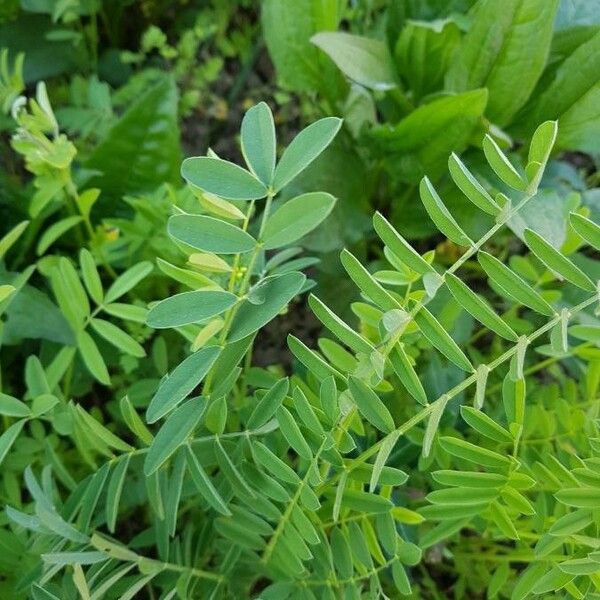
[272, 117, 342, 192]
[204, 396, 227, 435]
[263, 192, 336, 249]
[570, 212, 600, 251]
[432, 470, 507, 488]
[91, 533, 139, 562]
[460, 406, 513, 443]
[288, 335, 344, 382]
[311, 32, 396, 90]
[389, 345, 428, 406]
[419, 502, 488, 521]
[120, 396, 153, 445]
[75, 405, 133, 453]
[77, 330, 110, 385]
[165, 451, 186, 536]
[0, 220, 28, 260]
[414, 306, 473, 372]
[394, 19, 461, 103]
[528, 120, 558, 169]
[78, 464, 110, 531]
[156, 257, 215, 289]
[341, 249, 400, 312]
[215, 440, 255, 499]
[448, 153, 499, 216]
[147, 290, 237, 329]
[104, 303, 147, 323]
[478, 251, 555, 316]
[199, 191, 245, 220]
[440, 436, 511, 468]
[445, 273, 518, 341]
[482, 135, 527, 190]
[419, 177, 472, 246]
[445, 0, 559, 126]
[79, 249, 103, 305]
[181, 156, 267, 201]
[146, 346, 220, 423]
[370, 431, 400, 492]
[511, 563, 547, 600]
[371, 89, 488, 183]
[373, 212, 435, 275]
[144, 399, 206, 475]
[261, 0, 343, 92]
[36, 216, 83, 256]
[185, 445, 231, 516]
[308, 294, 374, 355]
[490, 501, 519, 540]
[0, 393, 31, 418]
[521, 30, 600, 153]
[340, 489, 393, 513]
[524, 228, 594, 291]
[247, 378, 289, 429]
[253, 441, 300, 484]
[31, 585, 61, 600]
[501, 486, 535, 515]
[555, 487, 600, 508]
[51, 258, 89, 329]
[292, 388, 324, 435]
[228, 272, 306, 342]
[348, 376, 395, 434]
[105, 261, 152, 303]
[241, 101, 276, 186]
[85, 76, 181, 205]
[90, 318, 145, 358]
[549, 509, 592, 536]
[392, 561, 411, 595]
[214, 517, 265, 550]
[168, 214, 256, 254]
[106, 455, 130, 533]
[276, 406, 313, 460]
[42, 552, 107, 566]
[118, 574, 158, 600]
[0, 419, 26, 466]
[426, 487, 499, 505]
[423, 396, 448, 458]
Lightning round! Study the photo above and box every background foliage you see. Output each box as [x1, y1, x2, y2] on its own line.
[1, 1, 600, 599]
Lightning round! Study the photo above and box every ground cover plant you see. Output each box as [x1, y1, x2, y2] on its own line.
[1, 1, 600, 599]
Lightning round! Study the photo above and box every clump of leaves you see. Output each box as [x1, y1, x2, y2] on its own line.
[3, 88, 599, 600]
[262, 0, 600, 242]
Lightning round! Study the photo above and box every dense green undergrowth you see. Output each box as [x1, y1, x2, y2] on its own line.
[1, 1, 600, 599]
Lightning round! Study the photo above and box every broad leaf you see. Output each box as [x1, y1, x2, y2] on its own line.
[181, 157, 267, 201]
[147, 290, 237, 329]
[445, 0, 559, 125]
[371, 89, 488, 183]
[168, 214, 256, 254]
[262, 192, 336, 249]
[311, 32, 397, 90]
[241, 101, 276, 186]
[261, 0, 343, 92]
[85, 76, 181, 204]
[272, 118, 342, 192]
